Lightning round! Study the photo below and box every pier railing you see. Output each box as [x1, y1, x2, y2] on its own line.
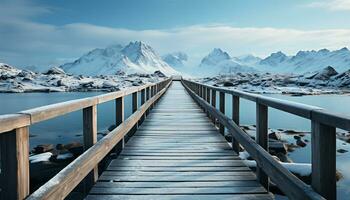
[0, 78, 172, 200]
[182, 79, 350, 200]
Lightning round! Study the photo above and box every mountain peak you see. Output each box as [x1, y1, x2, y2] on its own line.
[200, 48, 231, 66]
[260, 51, 287, 66]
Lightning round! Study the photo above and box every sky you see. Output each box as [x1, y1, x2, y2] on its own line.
[1, 0, 350, 68]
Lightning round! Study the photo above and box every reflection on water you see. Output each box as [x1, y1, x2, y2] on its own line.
[1, 92, 350, 198]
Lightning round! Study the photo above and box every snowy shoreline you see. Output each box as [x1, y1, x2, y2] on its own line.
[197, 66, 350, 96]
[0, 64, 167, 93]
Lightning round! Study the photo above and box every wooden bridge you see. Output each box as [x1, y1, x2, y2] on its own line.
[0, 78, 349, 200]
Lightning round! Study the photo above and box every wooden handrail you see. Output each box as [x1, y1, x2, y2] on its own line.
[181, 78, 349, 200]
[0, 78, 172, 199]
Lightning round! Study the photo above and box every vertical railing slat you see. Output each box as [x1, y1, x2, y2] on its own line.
[231, 95, 240, 153]
[0, 126, 30, 200]
[211, 89, 216, 123]
[115, 96, 124, 154]
[219, 91, 225, 135]
[311, 121, 336, 200]
[256, 103, 269, 190]
[83, 105, 98, 193]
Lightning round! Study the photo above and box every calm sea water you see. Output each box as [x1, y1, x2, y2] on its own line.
[1, 92, 350, 198]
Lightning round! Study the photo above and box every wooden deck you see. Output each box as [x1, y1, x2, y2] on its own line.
[86, 81, 273, 200]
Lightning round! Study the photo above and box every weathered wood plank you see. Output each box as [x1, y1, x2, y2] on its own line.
[86, 194, 274, 200]
[0, 127, 30, 200]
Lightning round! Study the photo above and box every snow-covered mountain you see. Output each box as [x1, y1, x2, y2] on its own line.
[258, 48, 350, 73]
[61, 41, 178, 76]
[162, 52, 188, 68]
[197, 48, 256, 76]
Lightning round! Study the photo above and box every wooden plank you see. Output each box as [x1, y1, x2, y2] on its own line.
[89, 186, 267, 195]
[86, 194, 274, 200]
[232, 95, 240, 152]
[98, 175, 258, 182]
[0, 114, 31, 134]
[106, 166, 250, 172]
[102, 171, 254, 176]
[311, 121, 336, 200]
[93, 180, 260, 188]
[0, 127, 30, 200]
[109, 160, 247, 167]
[117, 156, 240, 160]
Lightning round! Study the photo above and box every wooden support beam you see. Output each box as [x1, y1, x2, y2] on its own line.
[231, 95, 240, 153]
[83, 105, 98, 193]
[219, 91, 225, 135]
[115, 96, 124, 154]
[211, 89, 216, 123]
[256, 103, 269, 190]
[140, 89, 146, 124]
[0, 127, 30, 200]
[146, 87, 150, 116]
[311, 121, 336, 200]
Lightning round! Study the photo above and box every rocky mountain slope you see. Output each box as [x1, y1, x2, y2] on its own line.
[0, 63, 166, 93]
[61, 41, 178, 76]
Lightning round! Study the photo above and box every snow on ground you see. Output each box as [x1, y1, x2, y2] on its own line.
[197, 66, 350, 95]
[0, 63, 167, 93]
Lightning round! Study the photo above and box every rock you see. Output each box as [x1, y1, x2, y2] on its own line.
[276, 152, 292, 163]
[296, 139, 307, 147]
[313, 66, 338, 80]
[337, 149, 348, 153]
[269, 140, 288, 154]
[33, 144, 54, 153]
[269, 132, 281, 140]
[108, 124, 117, 131]
[44, 67, 65, 75]
[154, 70, 166, 77]
[64, 142, 83, 157]
[223, 81, 234, 87]
[293, 135, 301, 140]
[56, 144, 64, 150]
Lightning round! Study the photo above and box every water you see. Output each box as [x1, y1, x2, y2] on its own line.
[1, 92, 350, 198]
[0, 92, 134, 148]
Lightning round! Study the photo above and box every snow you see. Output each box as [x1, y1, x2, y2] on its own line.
[29, 152, 53, 163]
[0, 63, 167, 93]
[197, 48, 257, 76]
[162, 52, 188, 68]
[257, 47, 350, 74]
[56, 153, 74, 160]
[61, 41, 179, 76]
[240, 151, 311, 177]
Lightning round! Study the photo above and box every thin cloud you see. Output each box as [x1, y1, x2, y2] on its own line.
[0, 0, 350, 68]
[305, 0, 350, 11]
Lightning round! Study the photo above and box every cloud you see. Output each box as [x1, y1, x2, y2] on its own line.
[305, 0, 350, 11]
[1, 0, 350, 68]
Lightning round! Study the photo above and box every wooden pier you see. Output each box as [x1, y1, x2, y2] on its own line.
[0, 78, 349, 200]
[86, 81, 272, 200]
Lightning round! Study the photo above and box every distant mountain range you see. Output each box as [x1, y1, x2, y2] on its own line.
[60, 41, 178, 76]
[194, 47, 350, 76]
[7, 41, 350, 77]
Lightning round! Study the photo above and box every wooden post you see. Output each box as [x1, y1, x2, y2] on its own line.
[206, 87, 210, 103]
[83, 105, 98, 193]
[211, 89, 216, 123]
[0, 127, 30, 200]
[115, 96, 124, 154]
[140, 89, 146, 124]
[146, 87, 150, 116]
[219, 91, 225, 135]
[131, 91, 138, 133]
[256, 103, 269, 190]
[311, 121, 336, 200]
[203, 86, 206, 100]
[231, 95, 240, 153]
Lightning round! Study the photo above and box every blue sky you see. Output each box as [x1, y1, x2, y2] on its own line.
[1, 0, 350, 67]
